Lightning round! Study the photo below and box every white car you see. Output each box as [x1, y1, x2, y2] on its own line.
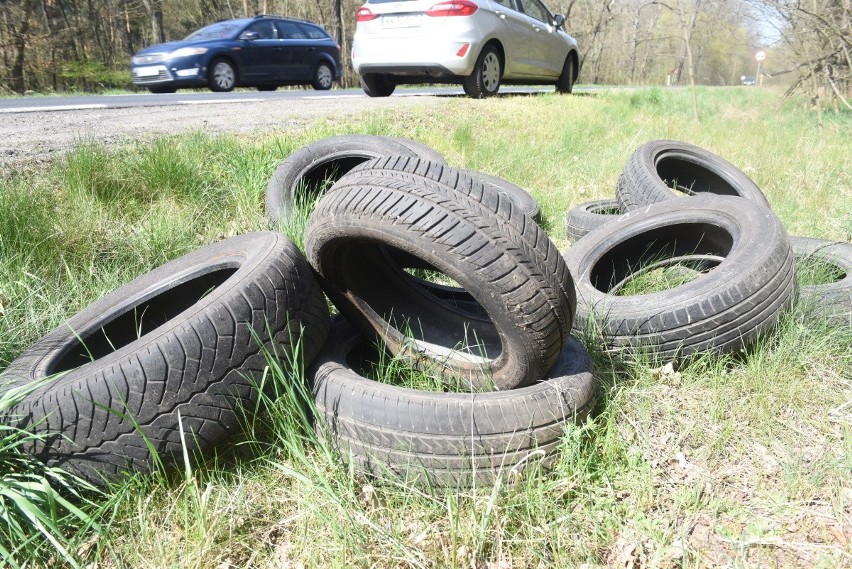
[352, 0, 581, 98]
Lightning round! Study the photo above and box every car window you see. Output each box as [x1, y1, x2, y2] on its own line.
[244, 21, 277, 39]
[517, 0, 552, 23]
[277, 21, 307, 39]
[184, 21, 243, 40]
[297, 23, 329, 40]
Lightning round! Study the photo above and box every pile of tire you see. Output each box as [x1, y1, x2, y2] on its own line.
[266, 135, 596, 486]
[564, 140, 851, 356]
[2, 135, 848, 489]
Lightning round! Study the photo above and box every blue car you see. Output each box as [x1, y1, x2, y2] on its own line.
[131, 15, 342, 93]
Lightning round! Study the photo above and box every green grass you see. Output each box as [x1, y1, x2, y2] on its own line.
[0, 87, 850, 567]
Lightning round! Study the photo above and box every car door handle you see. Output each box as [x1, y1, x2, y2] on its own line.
[495, 10, 507, 19]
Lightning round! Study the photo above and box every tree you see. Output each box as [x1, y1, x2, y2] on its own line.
[752, 0, 851, 110]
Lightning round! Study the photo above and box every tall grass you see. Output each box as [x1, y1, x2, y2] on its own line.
[0, 87, 849, 567]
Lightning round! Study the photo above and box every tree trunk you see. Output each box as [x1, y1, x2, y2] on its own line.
[8, 0, 37, 93]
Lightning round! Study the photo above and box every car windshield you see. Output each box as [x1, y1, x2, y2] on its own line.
[184, 21, 242, 41]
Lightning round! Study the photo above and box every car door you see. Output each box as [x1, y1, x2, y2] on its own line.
[487, 0, 538, 77]
[238, 20, 283, 81]
[275, 20, 310, 81]
[514, 0, 567, 78]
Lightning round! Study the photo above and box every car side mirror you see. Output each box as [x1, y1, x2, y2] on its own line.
[240, 31, 259, 41]
[553, 14, 566, 30]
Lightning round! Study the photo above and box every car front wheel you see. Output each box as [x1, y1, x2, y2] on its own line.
[463, 45, 501, 99]
[312, 62, 334, 90]
[360, 74, 395, 97]
[208, 58, 236, 92]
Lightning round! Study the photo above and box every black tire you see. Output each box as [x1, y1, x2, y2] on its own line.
[305, 155, 576, 391]
[265, 135, 423, 227]
[564, 196, 796, 359]
[310, 317, 596, 487]
[616, 140, 770, 212]
[566, 199, 623, 243]
[555, 56, 575, 94]
[385, 137, 446, 165]
[338, 156, 540, 222]
[148, 86, 177, 94]
[791, 236, 852, 326]
[208, 58, 236, 92]
[463, 45, 501, 99]
[458, 169, 540, 220]
[0, 232, 330, 484]
[312, 62, 334, 91]
[360, 74, 395, 97]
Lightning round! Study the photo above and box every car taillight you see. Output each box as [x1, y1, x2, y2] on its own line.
[355, 6, 377, 21]
[426, 1, 479, 17]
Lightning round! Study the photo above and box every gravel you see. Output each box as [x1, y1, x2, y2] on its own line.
[1, 95, 443, 169]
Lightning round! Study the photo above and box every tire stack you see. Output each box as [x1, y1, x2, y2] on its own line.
[2, 135, 847, 489]
[279, 140, 595, 487]
[563, 139, 851, 357]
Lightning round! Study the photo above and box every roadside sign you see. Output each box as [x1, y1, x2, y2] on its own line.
[755, 51, 766, 62]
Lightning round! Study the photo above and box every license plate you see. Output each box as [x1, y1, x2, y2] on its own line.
[381, 14, 421, 28]
[135, 66, 161, 77]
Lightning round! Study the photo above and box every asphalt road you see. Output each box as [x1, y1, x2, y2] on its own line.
[0, 85, 557, 114]
[0, 84, 594, 167]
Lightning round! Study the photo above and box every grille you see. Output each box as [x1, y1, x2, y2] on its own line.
[132, 69, 173, 84]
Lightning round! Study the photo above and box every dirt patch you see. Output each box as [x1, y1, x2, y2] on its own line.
[0, 95, 445, 169]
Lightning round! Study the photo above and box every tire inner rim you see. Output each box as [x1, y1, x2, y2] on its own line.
[325, 241, 501, 368]
[655, 154, 740, 197]
[590, 222, 733, 294]
[47, 267, 238, 374]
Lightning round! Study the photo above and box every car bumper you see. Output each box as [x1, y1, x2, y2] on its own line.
[131, 59, 207, 87]
[352, 37, 484, 77]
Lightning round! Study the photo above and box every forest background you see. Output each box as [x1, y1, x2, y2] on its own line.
[0, 0, 849, 106]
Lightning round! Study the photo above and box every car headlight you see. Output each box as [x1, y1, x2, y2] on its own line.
[166, 47, 208, 59]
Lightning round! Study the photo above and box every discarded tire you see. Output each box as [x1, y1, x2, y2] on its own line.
[336, 154, 541, 220]
[791, 236, 852, 326]
[310, 317, 596, 486]
[566, 199, 622, 243]
[305, 155, 576, 391]
[265, 134, 444, 226]
[564, 196, 796, 359]
[0, 232, 330, 484]
[616, 140, 770, 212]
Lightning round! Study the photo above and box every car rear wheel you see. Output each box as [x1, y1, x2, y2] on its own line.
[556, 56, 575, 94]
[209, 58, 236, 92]
[463, 45, 501, 99]
[312, 62, 334, 90]
[360, 74, 395, 97]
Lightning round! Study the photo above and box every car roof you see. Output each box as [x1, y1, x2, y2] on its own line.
[217, 14, 324, 27]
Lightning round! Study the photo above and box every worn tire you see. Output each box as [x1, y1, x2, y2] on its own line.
[566, 199, 622, 243]
[616, 140, 770, 212]
[305, 155, 576, 391]
[338, 156, 540, 221]
[564, 196, 795, 359]
[791, 236, 852, 326]
[459, 169, 540, 220]
[265, 135, 425, 226]
[0, 232, 330, 484]
[310, 317, 596, 487]
[386, 137, 446, 166]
